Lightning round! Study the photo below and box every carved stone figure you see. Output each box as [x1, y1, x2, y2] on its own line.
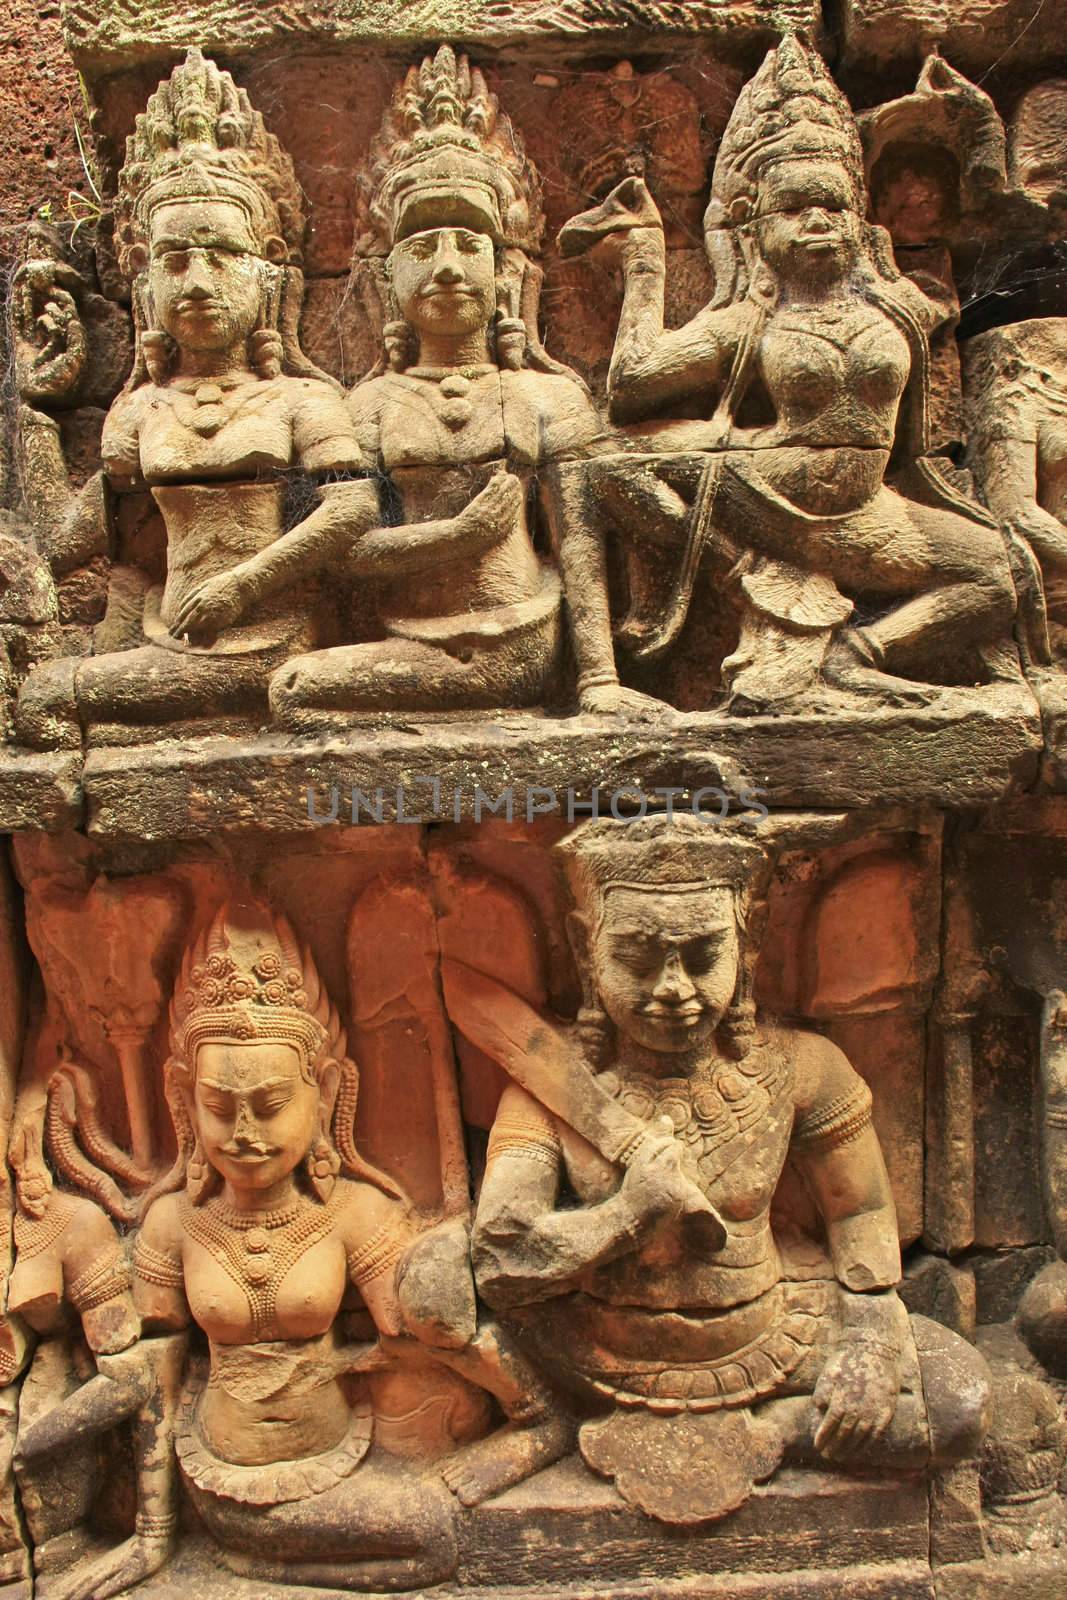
[554, 33, 1019, 710]
[443, 815, 992, 1523]
[269, 46, 633, 727]
[966, 317, 1067, 658]
[13, 49, 376, 749]
[13, 900, 461, 1597]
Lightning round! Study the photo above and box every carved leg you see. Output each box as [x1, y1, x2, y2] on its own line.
[190, 1458, 458, 1591]
[270, 632, 550, 729]
[16, 645, 279, 747]
[858, 506, 1016, 676]
[430, 1322, 576, 1506]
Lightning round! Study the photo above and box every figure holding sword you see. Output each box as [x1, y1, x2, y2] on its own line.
[443, 815, 991, 1524]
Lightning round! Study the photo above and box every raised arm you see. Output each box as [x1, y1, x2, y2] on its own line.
[558, 177, 733, 424]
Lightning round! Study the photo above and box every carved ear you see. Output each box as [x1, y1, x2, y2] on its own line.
[318, 1057, 341, 1124]
[263, 234, 288, 264]
[566, 910, 595, 1000]
[127, 243, 149, 275]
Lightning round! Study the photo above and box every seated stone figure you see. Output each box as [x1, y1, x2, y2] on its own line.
[14, 49, 375, 748]
[270, 46, 651, 728]
[443, 814, 992, 1524]
[14, 900, 468, 1599]
[554, 33, 1019, 710]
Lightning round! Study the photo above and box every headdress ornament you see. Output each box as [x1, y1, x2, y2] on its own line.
[170, 897, 343, 1082]
[558, 814, 770, 910]
[708, 32, 864, 227]
[115, 47, 305, 278]
[357, 44, 543, 253]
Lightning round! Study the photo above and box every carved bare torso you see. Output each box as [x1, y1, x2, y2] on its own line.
[749, 305, 910, 513]
[350, 367, 598, 622]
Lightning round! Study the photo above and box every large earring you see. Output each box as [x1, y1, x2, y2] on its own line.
[141, 329, 175, 382]
[305, 1128, 341, 1204]
[187, 1135, 215, 1205]
[577, 1004, 613, 1070]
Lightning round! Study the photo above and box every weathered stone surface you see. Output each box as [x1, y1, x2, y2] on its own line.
[4, 16, 1067, 1600]
[62, 0, 820, 73]
[840, 0, 1067, 75]
[66, 690, 1040, 841]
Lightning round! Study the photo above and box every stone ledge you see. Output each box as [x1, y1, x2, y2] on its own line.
[0, 750, 82, 833]
[81, 1460, 935, 1598]
[69, 688, 1041, 841]
[62, 0, 819, 75]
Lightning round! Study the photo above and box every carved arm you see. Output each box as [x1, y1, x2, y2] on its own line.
[471, 1143, 654, 1311]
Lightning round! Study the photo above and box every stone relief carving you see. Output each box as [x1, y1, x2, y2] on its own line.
[2, 13, 1067, 1598]
[445, 814, 991, 1524]
[269, 45, 613, 728]
[12, 49, 375, 749]
[554, 34, 1021, 712]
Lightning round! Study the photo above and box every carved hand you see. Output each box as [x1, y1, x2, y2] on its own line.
[42, 1528, 175, 1600]
[811, 1335, 902, 1461]
[12, 262, 87, 403]
[620, 1119, 716, 1229]
[557, 175, 663, 262]
[168, 567, 253, 640]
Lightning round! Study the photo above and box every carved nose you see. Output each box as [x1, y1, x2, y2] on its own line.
[652, 952, 697, 1003]
[433, 257, 464, 284]
[803, 208, 832, 231]
[184, 254, 215, 295]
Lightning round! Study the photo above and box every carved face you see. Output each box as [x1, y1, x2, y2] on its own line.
[193, 1040, 319, 1194]
[147, 199, 264, 355]
[589, 885, 739, 1058]
[390, 226, 496, 340]
[753, 160, 862, 285]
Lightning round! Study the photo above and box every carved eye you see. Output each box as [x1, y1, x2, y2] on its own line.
[680, 937, 721, 976]
[161, 250, 190, 273]
[610, 938, 659, 976]
[199, 1093, 234, 1118]
[456, 232, 482, 254]
[251, 1086, 294, 1117]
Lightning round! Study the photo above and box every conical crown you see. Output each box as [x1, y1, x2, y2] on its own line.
[115, 47, 305, 277]
[357, 44, 543, 253]
[170, 896, 345, 1081]
[710, 33, 864, 223]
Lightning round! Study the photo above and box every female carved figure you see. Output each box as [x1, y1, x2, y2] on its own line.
[270, 47, 641, 727]
[443, 816, 992, 1524]
[15, 50, 374, 748]
[557, 33, 1018, 708]
[16, 901, 460, 1597]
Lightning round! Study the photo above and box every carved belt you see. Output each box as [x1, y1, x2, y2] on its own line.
[511, 1279, 829, 1413]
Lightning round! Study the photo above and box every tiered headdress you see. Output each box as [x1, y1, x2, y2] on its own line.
[115, 47, 304, 277]
[708, 32, 864, 228]
[169, 897, 343, 1082]
[356, 44, 543, 255]
[558, 813, 769, 916]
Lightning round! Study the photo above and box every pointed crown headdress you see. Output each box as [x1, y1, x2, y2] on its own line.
[115, 47, 305, 279]
[170, 897, 343, 1083]
[708, 32, 865, 229]
[357, 44, 543, 254]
